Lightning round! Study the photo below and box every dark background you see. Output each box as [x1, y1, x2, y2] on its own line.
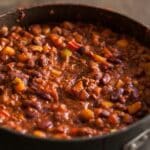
[0, 0, 150, 27]
[0, 0, 149, 149]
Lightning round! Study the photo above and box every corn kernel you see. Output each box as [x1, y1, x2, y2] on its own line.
[61, 49, 72, 58]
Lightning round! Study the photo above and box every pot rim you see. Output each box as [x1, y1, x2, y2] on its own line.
[0, 3, 149, 143]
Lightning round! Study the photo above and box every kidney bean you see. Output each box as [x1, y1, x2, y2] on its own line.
[0, 73, 5, 81]
[102, 73, 111, 84]
[123, 113, 133, 124]
[37, 119, 53, 130]
[25, 107, 39, 118]
[27, 59, 35, 68]
[95, 118, 104, 128]
[22, 100, 42, 111]
[111, 88, 124, 101]
[100, 109, 111, 117]
[30, 24, 42, 35]
[108, 113, 120, 125]
[131, 88, 139, 99]
[38, 54, 48, 67]
[70, 127, 97, 137]
[0, 26, 8, 36]
[34, 90, 53, 101]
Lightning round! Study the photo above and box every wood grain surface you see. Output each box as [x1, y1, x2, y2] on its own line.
[0, 0, 150, 27]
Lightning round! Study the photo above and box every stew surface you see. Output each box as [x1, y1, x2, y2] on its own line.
[0, 22, 149, 139]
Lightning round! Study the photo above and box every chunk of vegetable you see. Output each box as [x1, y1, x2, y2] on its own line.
[51, 68, 62, 77]
[103, 47, 113, 58]
[123, 113, 133, 124]
[80, 109, 94, 121]
[49, 34, 66, 48]
[30, 45, 43, 52]
[2, 46, 15, 56]
[101, 100, 114, 108]
[72, 81, 84, 93]
[108, 113, 120, 125]
[91, 53, 112, 67]
[127, 101, 142, 114]
[61, 49, 72, 58]
[116, 79, 124, 88]
[13, 77, 26, 92]
[67, 39, 81, 50]
[33, 130, 46, 138]
[18, 53, 29, 62]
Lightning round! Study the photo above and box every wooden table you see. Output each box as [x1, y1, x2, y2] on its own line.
[0, 0, 150, 27]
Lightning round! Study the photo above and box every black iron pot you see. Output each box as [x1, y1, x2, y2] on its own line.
[0, 4, 149, 150]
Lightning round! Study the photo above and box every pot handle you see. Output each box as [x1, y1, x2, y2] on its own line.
[123, 129, 150, 150]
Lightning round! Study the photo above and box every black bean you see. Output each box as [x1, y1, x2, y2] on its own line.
[77, 47, 85, 55]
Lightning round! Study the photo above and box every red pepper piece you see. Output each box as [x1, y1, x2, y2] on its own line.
[67, 39, 81, 50]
